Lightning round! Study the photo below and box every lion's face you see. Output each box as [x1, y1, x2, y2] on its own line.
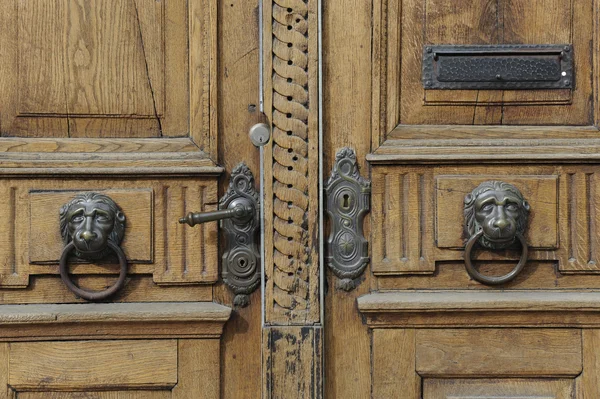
[60, 193, 125, 259]
[464, 181, 529, 250]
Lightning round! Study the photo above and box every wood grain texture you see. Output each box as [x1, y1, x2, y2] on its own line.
[18, 0, 164, 117]
[424, 378, 575, 399]
[371, 168, 434, 274]
[370, 165, 565, 275]
[372, 329, 420, 399]
[190, 0, 218, 158]
[436, 175, 558, 249]
[368, 164, 600, 281]
[19, 393, 169, 399]
[1, 0, 215, 149]
[369, 137, 600, 164]
[172, 340, 220, 399]
[359, 291, 600, 327]
[416, 329, 582, 377]
[0, 138, 200, 153]
[263, 326, 322, 399]
[0, 178, 218, 289]
[263, 0, 320, 325]
[0, 275, 212, 304]
[0, 302, 230, 340]
[322, 0, 373, 395]
[214, 0, 263, 396]
[372, 0, 592, 138]
[0, 344, 8, 399]
[29, 189, 152, 264]
[558, 172, 600, 272]
[377, 262, 600, 291]
[9, 340, 177, 390]
[578, 330, 600, 398]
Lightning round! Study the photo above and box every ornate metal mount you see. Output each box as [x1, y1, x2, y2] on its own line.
[325, 148, 371, 291]
[180, 163, 260, 307]
[59, 193, 128, 301]
[463, 181, 530, 285]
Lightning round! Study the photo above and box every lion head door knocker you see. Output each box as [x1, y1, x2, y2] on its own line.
[463, 181, 530, 285]
[59, 193, 128, 301]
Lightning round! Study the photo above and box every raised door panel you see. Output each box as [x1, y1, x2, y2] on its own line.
[371, 328, 584, 399]
[0, 0, 222, 302]
[0, 338, 220, 399]
[0, 0, 205, 138]
[373, 0, 593, 131]
[423, 378, 575, 399]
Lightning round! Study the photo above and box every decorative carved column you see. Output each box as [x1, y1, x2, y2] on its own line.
[262, 0, 322, 396]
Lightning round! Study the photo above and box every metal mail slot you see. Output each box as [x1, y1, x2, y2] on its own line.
[422, 44, 573, 90]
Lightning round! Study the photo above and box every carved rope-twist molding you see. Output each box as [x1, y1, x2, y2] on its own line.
[271, 0, 310, 313]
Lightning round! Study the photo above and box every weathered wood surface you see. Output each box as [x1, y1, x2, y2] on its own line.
[263, 0, 321, 326]
[424, 378, 575, 399]
[263, 326, 322, 399]
[416, 329, 582, 377]
[214, 0, 263, 397]
[9, 340, 177, 390]
[359, 291, 600, 327]
[0, 302, 230, 340]
[372, 329, 420, 399]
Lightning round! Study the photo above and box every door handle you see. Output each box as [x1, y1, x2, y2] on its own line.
[179, 201, 254, 226]
[180, 163, 261, 307]
[59, 193, 128, 301]
[463, 181, 530, 285]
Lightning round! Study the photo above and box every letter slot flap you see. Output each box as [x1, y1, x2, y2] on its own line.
[423, 44, 573, 90]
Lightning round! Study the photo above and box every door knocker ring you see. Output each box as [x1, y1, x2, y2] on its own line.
[463, 181, 530, 286]
[59, 193, 128, 301]
[59, 241, 128, 301]
[464, 230, 528, 285]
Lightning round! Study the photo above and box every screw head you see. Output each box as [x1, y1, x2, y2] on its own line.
[426, 47, 432, 53]
[564, 46, 571, 52]
[564, 80, 571, 86]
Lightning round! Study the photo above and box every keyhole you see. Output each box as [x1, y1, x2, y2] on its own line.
[240, 259, 246, 267]
[342, 194, 350, 209]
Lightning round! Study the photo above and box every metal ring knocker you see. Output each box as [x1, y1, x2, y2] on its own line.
[59, 241, 128, 301]
[59, 193, 128, 301]
[464, 230, 528, 285]
[463, 181, 531, 286]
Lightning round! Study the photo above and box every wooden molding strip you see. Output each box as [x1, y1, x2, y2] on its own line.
[358, 290, 600, 327]
[0, 302, 231, 340]
[0, 138, 224, 175]
[0, 137, 201, 153]
[368, 125, 600, 164]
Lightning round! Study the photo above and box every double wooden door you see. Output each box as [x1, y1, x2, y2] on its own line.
[1, 0, 600, 398]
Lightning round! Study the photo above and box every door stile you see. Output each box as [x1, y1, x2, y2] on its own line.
[261, 0, 324, 395]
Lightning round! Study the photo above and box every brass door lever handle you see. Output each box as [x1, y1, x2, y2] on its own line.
[179, 200, 255, 227]
[179, 163, 260, 307]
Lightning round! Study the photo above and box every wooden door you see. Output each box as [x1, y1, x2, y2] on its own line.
[318, 0, 600, 398]
[0, 0, 265, 398]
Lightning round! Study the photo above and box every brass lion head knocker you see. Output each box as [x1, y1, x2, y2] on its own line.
[59, 193, 128, 301]
[463, 181, 530, 285]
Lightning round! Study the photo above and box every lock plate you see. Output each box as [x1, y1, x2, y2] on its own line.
[325, 148, 371, 291]
[220, 163, 261, 306]
[423, 44, 573, 90]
